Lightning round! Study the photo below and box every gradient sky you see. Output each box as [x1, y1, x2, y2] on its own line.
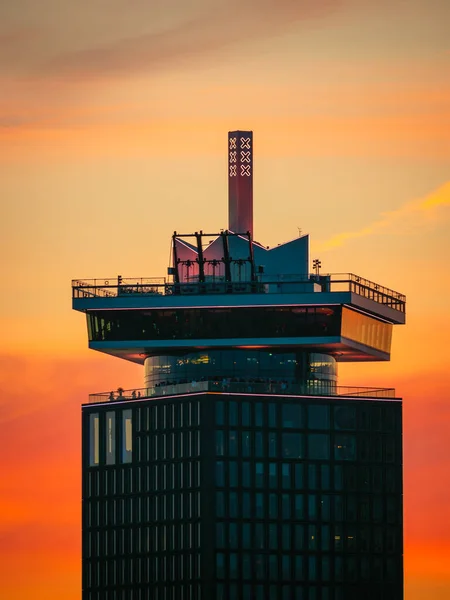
[1, 1, 449, 598]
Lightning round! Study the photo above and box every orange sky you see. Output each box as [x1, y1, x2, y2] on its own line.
[1, 1, 450, 598]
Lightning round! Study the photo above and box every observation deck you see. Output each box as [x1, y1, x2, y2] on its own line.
[72, 273, 405, 323]
[72, 272, 405, 365]
[86, 381, 398, 405]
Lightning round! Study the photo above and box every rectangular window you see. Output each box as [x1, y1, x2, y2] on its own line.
[89, 413, 100, 466]
[106, 411, 116, 465]
[122, 409, 133, 463]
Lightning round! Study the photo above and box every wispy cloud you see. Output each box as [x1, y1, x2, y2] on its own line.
[42, 0, 345, 79]
[315, 181, 450, 250]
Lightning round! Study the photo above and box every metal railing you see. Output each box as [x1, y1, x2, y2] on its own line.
[72, 273, 405, 312]
[86, 381, 397, 404]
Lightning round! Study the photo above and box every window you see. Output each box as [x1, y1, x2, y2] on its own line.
[216, 462, 225, 487]
[229, 401, 238, 426]
[105, 411, 115, 465]
[334, 435, 356, 461]
[122, 409, 132, 463]
[242, 402, 251, 426]
[268, 432, 277, 458]
[216, 401, 224, 426]
[230, 552, 238, 580]
[307, 405, 329, 430]
[255, 432, 264, 457]
[308, 434, 330, 459]
[281, 464, 291, 489]
[269, 463, 277, 488]
[282, 404, 303, 429]
[255, 493, 264, 518]
[89, 413, 100, 466]
[334, 406, 356, 430]
[216, 431, 224, 456]
[282, 433, 303, 458]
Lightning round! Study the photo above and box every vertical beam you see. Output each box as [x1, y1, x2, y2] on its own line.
[228, 131, 253, 236]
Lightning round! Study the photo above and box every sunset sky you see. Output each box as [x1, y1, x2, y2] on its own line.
[1, 0, 450, 598]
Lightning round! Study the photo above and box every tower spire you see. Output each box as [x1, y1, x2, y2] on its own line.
[228, 130, 253, 235]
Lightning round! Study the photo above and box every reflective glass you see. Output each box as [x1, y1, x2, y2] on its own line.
[334, 435, 356, 460]
[89, 413, 99, 466]
[308, 434, 330, 460]
[282, 433, 303, 458]
[282, 404, 303, 429]
[307, 405, 329, 430]
[122, 409, 133, 463]
[106, 412, 116, 465]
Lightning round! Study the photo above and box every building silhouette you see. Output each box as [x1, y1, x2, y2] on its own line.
[73, 131, 405, 600]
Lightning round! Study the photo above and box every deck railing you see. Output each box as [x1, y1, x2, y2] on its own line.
[72, 273, 405, 313]
[86, 381, 397, 404]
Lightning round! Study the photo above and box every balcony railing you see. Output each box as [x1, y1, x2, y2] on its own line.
[72, 273, 406, 313]
[86, 381, 397, 404]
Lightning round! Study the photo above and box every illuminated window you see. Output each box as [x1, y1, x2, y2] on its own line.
[122, 409, 132, 463]
[106, 411, 115, 465]
[89, 413, 99, 466]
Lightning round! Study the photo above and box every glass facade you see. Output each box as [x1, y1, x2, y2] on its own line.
[87, 306, 341, 342]
[341, 308, 392, 355]
[144, 350, 337, 389]
[82, 392, 402, 600]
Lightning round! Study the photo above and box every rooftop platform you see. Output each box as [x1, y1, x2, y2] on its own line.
[85, 380, 398, 405]
[72, 273, 406, 325]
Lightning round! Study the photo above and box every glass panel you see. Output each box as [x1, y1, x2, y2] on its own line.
[216, 401, 224, 426]
[89, 413, 99, 466]
[282, 524, 291, 550]
[106, 411, 115, 465]
[269, 494, 278, 519]
[229, 461, 238, 488]
[321, 465, 330, 489]
[282, 494, 291, 518]
[334, 435, 356, 461]
[341, 306, 392, 353]
[229, 431, 238, 456]
[282, 433, 303, 458]
[308, 434, 330, 459]
[255, 463, 265, 488]
[255, 493, 264, 518]
[282, 464, 291, 489]
[307, 405, 329, 430]
[294, 494, 304, 519]
[242, 524, 251, 548]
[334, 405, 356, 430]
[269, 463, 277, 488]
[255, 432, 264, 457]
[255, 403, 263, 427]
[242, 431, 251, 457]
[242, 402, 251, 426]
[295, 463, 304, 489]
[242, 462, 251, 487]
[216, 461, 225, 487]
[122, 409, 132, 463]
[268, 432, 277, 458]
[282, 404, 303, 429]
[229, 401, 238, 426]
[229, 525, 238, 549]
[229, 492, 238, 518]
[216, 431, 224, 456]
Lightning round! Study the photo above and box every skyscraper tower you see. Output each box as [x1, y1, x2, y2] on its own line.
[73, 131, 405, 600]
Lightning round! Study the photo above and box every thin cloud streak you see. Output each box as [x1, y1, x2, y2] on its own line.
[41, 0, 346, 79]
[315, 181, 450, 250]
